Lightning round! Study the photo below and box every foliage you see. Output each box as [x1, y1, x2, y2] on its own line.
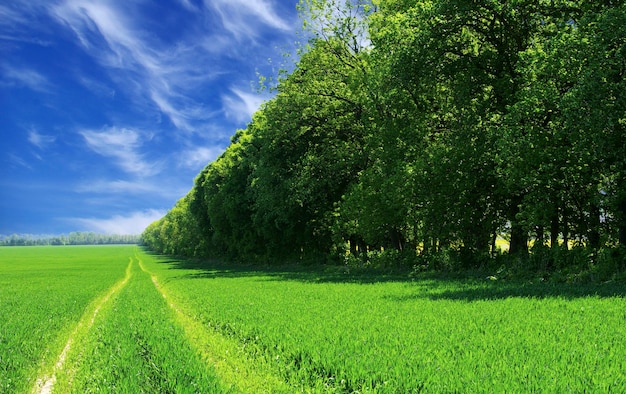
[0, 232, 140, 246]
[143, 1, 626, 271]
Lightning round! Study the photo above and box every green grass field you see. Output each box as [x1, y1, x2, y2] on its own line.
[53, 253, 224, 393]
[0, 246, 130, 393]
[2, 246, 626, 392]
[145, 256, 626, 392]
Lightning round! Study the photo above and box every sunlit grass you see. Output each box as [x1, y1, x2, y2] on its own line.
[3, 246, 625, 393]
[137, 253, 296, 393]
[0, 246, 131, 393]
[54, 255, 224, 392]
[144, 251, 626, 392]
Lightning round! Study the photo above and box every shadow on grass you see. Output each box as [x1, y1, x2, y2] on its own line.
[391, 279, 626, 302]
[142, 249, 409, 284]
[141, 249, 626, 301]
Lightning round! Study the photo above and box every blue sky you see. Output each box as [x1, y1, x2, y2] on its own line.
[1, 0, 301, 235]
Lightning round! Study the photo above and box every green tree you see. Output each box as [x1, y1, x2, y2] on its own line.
[561, 5, 626, 246]
[249, 36, 368, 261]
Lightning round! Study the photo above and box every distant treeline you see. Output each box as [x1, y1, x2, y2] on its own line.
[143, 1, 626, 275]
[0, 232, 140, 246]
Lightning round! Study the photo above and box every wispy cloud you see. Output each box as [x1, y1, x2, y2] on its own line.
[209, 0, 293, 41]
[223, 88, 266, 123]
[0, 3, 49, 35]
[148, 89, 219, 131]
[80, 127, 160, 176]
[76, 179, 159, 194]
[177, 0, 199, 12]
[179, 146, 224, 169]
[1, 64, 53, 93]
[78, 76, 116, 98]
[74, 178, 189, 200]
[50, 0, 219, 132]
[28, 129, 56, 149]
[0, 4, 25, 23]
[72, 209, 166, 234]
[46, 0, 294, 132]
[7, 153, 32, 170]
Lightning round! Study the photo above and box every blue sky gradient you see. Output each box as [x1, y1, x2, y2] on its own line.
[1, 0, 301, 235]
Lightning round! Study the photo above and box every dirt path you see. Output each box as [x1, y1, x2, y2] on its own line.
[33, 258, 134, 394]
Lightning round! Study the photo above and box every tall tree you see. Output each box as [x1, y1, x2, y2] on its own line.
[249, 36, 368, 260]
[561, 5, 626, 246]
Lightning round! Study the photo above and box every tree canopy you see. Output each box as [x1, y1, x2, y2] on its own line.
[143, 0, 626, 274]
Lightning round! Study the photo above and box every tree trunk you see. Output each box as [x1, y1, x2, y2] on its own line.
[510, 222, 528, 255]
[589, 202, 601, 249]
[536, 225, 545, 247]
[389, 228, 404, 251]
[509, 196, 528, 256]
[349, 236, 358, 256]
[563, 211, 570, 251]
[550, 209, 559, 250]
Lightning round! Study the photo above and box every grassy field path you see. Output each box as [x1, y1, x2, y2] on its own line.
[34, 258, 133, 393]
[0, 246, 131, 393]
[7, 245, 626, 392]
[1, 246, 294, 393]
[20, 247, 292, 393]
[136, 250, 293, 393]
[47, 251, 226, 392]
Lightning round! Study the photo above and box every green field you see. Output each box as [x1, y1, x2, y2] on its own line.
[2, 246, 626, 392]
[0, 246, 130, 393]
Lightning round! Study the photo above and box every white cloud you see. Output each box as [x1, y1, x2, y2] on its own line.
[6, 0, 298, 135]
[223, 88, 266, 123]
[0, 4, 25, 26]
[149, 89, 215, 132]
[43, 0, 298, 135]
[28, 129, 56, 149]
[209, 0, 292, 41]
[51, 1, 140, 65]
[80, 126, 160, 176]
[74, 178, 190, 200]
[1, 64, 52, 93]
[0, 3, 48, 33]
[8, 153, 32, 170]
[177, 0, 199, 12]
[50, 0, 219, 132]
[76, 179, 159, 194]
[179, 146, 224, 169]
[72, 209, 166, 235]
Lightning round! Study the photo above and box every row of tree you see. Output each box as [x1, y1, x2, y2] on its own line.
[0, 232, 140, 246]
[143, 0, 626, 269]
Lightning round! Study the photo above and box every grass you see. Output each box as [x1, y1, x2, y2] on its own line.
[136, 253, 293, 393]
[142, 252, 626, 392]
[53, 253, 224, 393]
[1, 246, 288, 393]
[0, 246, 130, 393]
[3, 246, 626, 392]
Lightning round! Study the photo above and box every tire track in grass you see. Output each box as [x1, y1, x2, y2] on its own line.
[32, 258, 134, 394]
[136, 250, 293, 393]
